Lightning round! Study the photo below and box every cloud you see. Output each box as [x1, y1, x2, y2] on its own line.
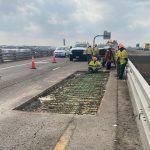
[72, 0, 106, 23]
[17, 3, 41, 16]
[0, 0, 150, 46]
[24, 23, 42, 34]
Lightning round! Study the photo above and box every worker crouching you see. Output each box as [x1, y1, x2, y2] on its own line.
[88, 56, 101, 73]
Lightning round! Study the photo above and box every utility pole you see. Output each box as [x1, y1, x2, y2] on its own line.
[63, 39, 66, 46]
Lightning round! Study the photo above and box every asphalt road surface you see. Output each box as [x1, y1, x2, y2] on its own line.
[0, 56, 142, 150]
[0, 57, 69, 90]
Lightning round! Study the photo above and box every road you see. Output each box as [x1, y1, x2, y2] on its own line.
[0, 57, 89, 150]
[0, 57, 142, 150]
[0, 57, 69, 90]
[129, 54, 150, 85]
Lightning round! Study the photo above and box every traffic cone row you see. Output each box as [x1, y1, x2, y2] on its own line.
[31, 52, 57, 69]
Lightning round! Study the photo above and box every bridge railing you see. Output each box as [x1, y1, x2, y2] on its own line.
[0, 49, 54, 63]
[127, 60, 150, 150]
[0, 49, 3, 63]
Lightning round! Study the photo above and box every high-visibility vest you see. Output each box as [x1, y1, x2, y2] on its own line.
[89, 60, 101, 70]
[115, 49, 120, 61]
[93, 47, 99, 56]
[105, 50, 112, 61]
[86, 47, 92, 54]
[119, 49, 128, 64]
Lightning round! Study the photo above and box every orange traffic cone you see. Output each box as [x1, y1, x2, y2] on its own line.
[31, 56, 36, 69]
[52, 52, 56, 63]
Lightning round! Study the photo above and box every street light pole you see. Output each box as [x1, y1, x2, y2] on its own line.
[93, 35, 103, 48]
[93, 31, 111, 48]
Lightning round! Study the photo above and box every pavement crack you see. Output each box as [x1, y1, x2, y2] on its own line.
[33, 122, 44, 139]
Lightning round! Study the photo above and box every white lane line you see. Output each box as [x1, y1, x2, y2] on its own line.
[0, 58, 66, 71]
[0, 63, 30, 71]
[36, 61, 49, 64]
[52, 67, 60, 71]
[0, 60, 51, 71]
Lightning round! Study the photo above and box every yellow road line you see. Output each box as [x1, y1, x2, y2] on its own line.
[53, 120, 76, 150]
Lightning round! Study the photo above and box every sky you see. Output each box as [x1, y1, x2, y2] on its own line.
[0, 0, 150, 46]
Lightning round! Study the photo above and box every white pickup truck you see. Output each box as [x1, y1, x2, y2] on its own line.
[69, 43, 89, 61]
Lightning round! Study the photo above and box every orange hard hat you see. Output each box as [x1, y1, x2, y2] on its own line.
[118, 43, 124, 49]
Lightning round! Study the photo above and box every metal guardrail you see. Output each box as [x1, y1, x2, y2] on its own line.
[0, 49, 3, 63]
[127, 60, 150, 150]
[0, 49, 54, 63]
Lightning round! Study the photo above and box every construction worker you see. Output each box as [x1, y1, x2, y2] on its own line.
[88, 56, 101, 73]
[86, 45, 92, 63]
[104, 47, 112, 70]
[115, 46, 120, 77]
[93, 44, 99, 59]
[118, 43, 128, 80]
[70, 46, 72, 50]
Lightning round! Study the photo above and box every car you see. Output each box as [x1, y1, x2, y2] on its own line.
[69, 42, 89, 61]
[54, 46, 70, 57]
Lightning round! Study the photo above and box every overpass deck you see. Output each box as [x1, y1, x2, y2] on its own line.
[0, 59, 142, 150]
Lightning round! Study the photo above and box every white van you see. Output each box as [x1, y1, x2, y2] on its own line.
[54, 46, 70, 57]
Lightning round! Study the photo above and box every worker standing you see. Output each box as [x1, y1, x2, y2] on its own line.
[88, 56, 101, 73]
[93, 44, 99, 59]
[115, 46, 120, 77]
[86, 45, 93, 63]
[104, 47, 112, 70]
[118, 43, 128, 80]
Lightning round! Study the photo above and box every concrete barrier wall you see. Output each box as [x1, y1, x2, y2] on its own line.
[0, 49, 54, 63]
[0, 49, 3, 62]
[127, 60, 150, 150]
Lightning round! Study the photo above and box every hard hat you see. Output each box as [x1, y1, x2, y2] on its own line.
[92, 56, 97, 61]
[118, 43, 124, 49]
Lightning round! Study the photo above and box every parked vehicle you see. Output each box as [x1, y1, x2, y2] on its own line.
[143, 43, 150, 50]
[98, 47, 107, 67]
[54, 46, 70, 57]
[69, 42, 89, 61]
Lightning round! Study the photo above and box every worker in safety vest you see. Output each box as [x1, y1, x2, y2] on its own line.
[88, 56, 101, 73]
[86, 45, 93, 63]
[118, 43, 128, 80]
[104, 48, 113, 70]
[115, 46, 120, 77]
[93, 44, 99, 59]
